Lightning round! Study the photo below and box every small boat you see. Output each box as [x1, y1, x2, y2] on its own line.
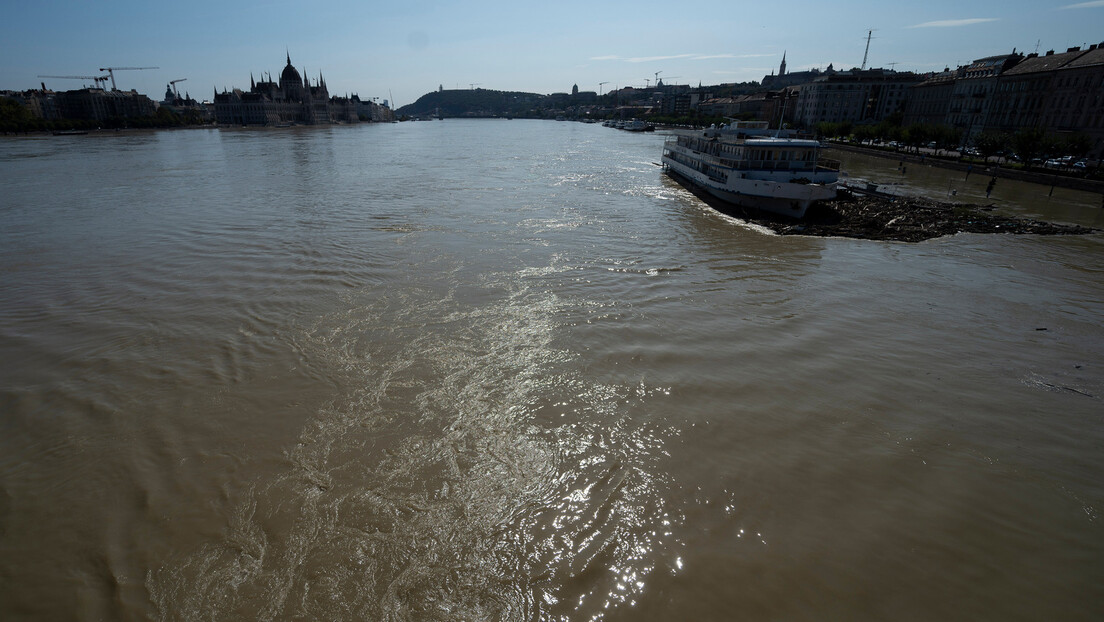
[52, 130, 88, 136]
[622, 119, 647, 131]
[661, 121, 841, 219]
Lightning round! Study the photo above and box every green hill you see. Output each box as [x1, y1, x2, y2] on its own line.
[396, 89, 550, 118]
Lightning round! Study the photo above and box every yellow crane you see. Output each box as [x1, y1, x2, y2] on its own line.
[169, 78, 187, 99]
[98, 66, 159, 91]
[37, 74, 110, 90]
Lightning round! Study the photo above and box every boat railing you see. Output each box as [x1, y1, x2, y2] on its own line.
[725, 159, 820, 172]
[666, 144, 839, 174]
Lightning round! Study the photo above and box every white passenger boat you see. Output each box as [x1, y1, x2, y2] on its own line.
[662, 121, 840, 218]
[622, 119, 653, 132]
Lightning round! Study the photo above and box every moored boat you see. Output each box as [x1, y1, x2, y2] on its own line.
[661, 121, 840, 218]
[622, 119, 654, 132]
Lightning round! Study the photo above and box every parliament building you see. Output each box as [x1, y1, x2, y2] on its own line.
[213, 53, 361, 126]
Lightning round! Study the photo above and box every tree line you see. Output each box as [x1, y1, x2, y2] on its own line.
[1, 97, 211, 133]
[814, 114, 1093, 170]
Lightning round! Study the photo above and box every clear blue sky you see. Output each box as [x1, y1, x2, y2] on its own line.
[2, 0, 1101, 108]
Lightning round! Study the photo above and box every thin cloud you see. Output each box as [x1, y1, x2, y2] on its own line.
[625, 54, 695, 63]
[908, 18, 999, 28]
[1061, 0, 1104, 7]
[592, 53, 753, 63]
[692, 53, 773, 60]
[589, 54, 693, 62]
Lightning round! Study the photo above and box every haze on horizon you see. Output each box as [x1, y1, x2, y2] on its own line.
[2, 0, 1101, 108]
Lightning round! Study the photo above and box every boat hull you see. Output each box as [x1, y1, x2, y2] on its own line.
[662, 154, 836, 219]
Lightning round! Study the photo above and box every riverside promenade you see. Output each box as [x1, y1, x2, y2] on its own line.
[827, 142, 1104, 196]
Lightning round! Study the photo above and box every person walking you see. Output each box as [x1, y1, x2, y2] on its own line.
[986, 177, 997, 199]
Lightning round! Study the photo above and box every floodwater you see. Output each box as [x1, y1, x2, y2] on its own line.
[1, 120, 1102, 621]
[831, 146, 1104, 227]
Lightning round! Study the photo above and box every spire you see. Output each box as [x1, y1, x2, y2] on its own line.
[287, 49, 292, 66]
[250, 73, 255, 89]
[780, 51, 787, 76]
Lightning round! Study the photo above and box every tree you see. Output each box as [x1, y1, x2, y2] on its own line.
[0, 97, 32, 132]
[902, 124, 930, 153]
[933, 125, 962, 153]
[815, 122, 840, 138]
[973, 131, 1009, 163]
[1061, 133, 1092, 160]
[1011, 128, 1047, 168]
[853, 124, 878, 144]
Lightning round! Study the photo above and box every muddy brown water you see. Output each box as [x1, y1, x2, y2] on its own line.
[2, 122, 1102, 620]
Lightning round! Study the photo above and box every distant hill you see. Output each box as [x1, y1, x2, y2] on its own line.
[396, 89, 551, 118]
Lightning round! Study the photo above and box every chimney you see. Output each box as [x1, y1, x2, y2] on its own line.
[1045, 50, 1054, 56]
[1067, 46, 1081, 53]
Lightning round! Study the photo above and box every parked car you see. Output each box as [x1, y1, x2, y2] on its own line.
[1044, 157, 1074, 169]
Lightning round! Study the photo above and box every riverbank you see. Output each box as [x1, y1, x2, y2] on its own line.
[826, 143, 1104, 195]
[778, 191, 1096, 242]
[670, 171, 1096, 242]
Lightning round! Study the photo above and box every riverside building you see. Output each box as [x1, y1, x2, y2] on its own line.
[213, 53, 361, 126]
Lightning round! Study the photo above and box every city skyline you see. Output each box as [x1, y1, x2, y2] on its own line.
[2, 0, 1102, 109]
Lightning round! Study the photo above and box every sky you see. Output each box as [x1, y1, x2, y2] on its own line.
[2, 0, 1102, 109]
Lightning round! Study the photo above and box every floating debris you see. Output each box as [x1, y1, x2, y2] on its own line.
[703, 188, 1097, 242]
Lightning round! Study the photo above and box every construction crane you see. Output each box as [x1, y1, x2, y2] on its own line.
[469, 83, 481, 90]
[169, 78, 187, 98]
[856, 30, 874, 71]
[37, 74, 110, 89]
[98, 66, 159, 91]
[654, 70, 662, 85]
[598, 81, 609, 96]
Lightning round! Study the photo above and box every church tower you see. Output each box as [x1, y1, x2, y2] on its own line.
[779, 51, 787, 76]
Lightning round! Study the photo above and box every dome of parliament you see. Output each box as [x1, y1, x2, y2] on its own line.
[280, 54, 301, 84]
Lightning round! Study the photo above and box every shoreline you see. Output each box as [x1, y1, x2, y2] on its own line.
[826, 143, 1104, 195]
[668, 171, 1097, 242]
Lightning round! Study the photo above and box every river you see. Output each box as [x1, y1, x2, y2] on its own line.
[1, 120, 1102, 621]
